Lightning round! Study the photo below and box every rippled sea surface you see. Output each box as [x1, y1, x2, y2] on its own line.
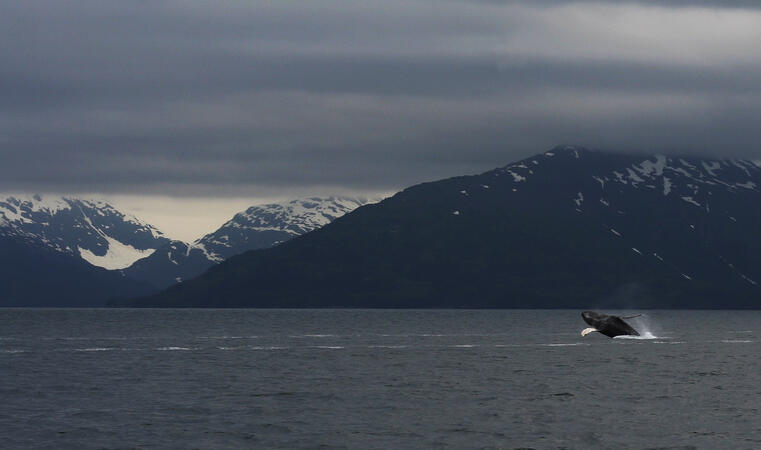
[3, 309, 761, 449]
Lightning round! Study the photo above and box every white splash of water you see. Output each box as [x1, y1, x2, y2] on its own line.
[612, 314, 665, 339]
[614, 331, 658, 340]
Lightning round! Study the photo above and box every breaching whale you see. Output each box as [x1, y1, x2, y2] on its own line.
[580, 311, 641, 338]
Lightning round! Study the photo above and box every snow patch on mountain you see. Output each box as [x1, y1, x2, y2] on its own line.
[736, 181, 757, 190]
[79, 235, 156, 270]
[635, 155, 667, 177]
[573, 192, 584, 206]
[507, 170, 526, 183]
[592, 155, 761, 205]
[188, 242, 223, 263]
[662, 177, 672, 196]
[2, 194, 71, 216]
[626, 168, 644, 183]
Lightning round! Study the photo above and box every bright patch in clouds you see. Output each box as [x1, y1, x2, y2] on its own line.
[105, 196, 271, 242]
[504, 3, 761, 66]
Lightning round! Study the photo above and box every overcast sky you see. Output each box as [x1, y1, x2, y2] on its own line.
[3, 0, 761, 238]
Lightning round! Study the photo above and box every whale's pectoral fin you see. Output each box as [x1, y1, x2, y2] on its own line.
[581, 327, 598, 337]
[620, 314, 642, 319]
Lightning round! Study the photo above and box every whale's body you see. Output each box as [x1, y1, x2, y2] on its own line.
[581, 311, 640, 338]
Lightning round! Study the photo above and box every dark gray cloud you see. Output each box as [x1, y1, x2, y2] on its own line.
[2, 0, 761, 196]
[467, 0, 761, 7]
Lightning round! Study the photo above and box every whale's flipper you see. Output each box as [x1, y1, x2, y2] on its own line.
[620, 314, 642, 320]
[581, 327, 598, 337]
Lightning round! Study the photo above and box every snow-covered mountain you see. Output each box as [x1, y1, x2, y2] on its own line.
[136, 146, 761, 308]
[0, 194, 374, 304]
[124, 196, 375, 288]
[201, 196, 374, 260]
[0, 195, 170, 270]
[0, 194, 168, 306]
[501, 147, 760, 216]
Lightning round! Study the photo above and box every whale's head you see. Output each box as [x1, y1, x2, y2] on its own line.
[581, 311, 605, 327]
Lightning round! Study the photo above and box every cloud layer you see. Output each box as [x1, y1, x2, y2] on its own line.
[3, 0, 761, 196]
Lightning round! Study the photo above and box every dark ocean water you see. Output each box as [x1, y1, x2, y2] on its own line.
[2, 309, 761, 449]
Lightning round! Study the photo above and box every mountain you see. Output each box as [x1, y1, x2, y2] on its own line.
[135, 146, 761, 309]
[123, 197, 374, 288]
[0, 194, 372, 305]
[0, 195, 169, 306]
[0, 195, 170, 270]
[0, 233, 158, 307]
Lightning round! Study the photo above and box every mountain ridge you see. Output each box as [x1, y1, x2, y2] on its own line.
[122, 196, 375, 288]
[133, 146, 761, 309]
[0, 194, 375, 305]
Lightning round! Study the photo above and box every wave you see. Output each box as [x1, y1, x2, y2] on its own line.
[201, 336, 259, 339]
[377, 333, 497, 337]
[541, 343, 589, 347]
[288, 334, 339, 338]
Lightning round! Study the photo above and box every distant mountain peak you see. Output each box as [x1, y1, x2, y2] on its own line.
[206, 196, 373, 247]
[0, 194, 169, 270]
[123, 195, 376, 289]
